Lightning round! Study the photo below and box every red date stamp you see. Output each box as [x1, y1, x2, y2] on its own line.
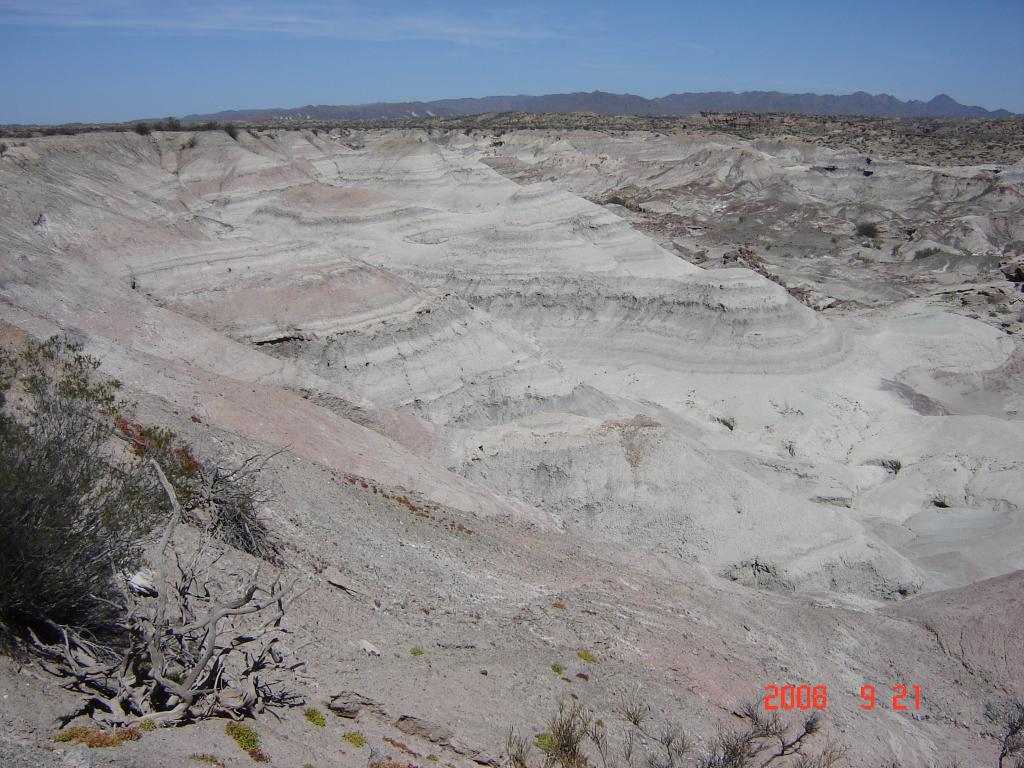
[764, 684, 921, 711]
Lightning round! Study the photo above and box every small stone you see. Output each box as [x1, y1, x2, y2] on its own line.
[359, 639, 381, 657]
[328, 690, 382, 719]
[394, 715, 482, 759]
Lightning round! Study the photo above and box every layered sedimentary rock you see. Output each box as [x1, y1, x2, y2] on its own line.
[3, 129, 1021, 597]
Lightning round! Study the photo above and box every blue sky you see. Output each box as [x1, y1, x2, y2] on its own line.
[1, 0, 1021, 124]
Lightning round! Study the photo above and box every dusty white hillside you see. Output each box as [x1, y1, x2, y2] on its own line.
[0, 126, 1021, 766]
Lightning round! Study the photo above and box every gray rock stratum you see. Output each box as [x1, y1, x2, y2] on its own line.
[0, 125, 1022, 765]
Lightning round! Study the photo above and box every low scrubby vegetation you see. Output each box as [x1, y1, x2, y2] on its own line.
[304, 707, 327, 727]
[989, 699, 1024, 768]
[55, 724, 142, 748]
[226, 720, 271, 761]
[0, 337, 302, 728]
[190, 755, 226, 767]
[867, 457, 902, 475]
[226, 721, 261, 751]
[508, 696, 846, 768]
[855, 221, 880, 239]
[0, 337, 164, 636]
[110, 414, 279, 562]
[342, 730, 367, 748]
[913, 246, 952, 260]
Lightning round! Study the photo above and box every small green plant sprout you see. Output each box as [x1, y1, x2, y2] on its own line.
[190, 756, 226, 768]
[410, 646, 424, 657]
[427, 755, 440, 763]
[534, 733, 554, 752]
[576, 649, 598, 663]
[225, 721, 260, 752]
[304, 707, 326, 727]
[342, 731, 367, 748]
[551, 663, 565, 675]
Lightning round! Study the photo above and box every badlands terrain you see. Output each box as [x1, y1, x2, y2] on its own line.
[0, 115, 1022, 766]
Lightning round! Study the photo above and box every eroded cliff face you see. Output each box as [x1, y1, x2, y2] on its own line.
[0, 127, 1021, 765]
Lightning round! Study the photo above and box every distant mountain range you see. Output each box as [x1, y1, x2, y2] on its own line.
[182, 90, 1015, 122]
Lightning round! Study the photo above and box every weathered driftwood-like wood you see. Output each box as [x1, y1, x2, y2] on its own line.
[27, 460, 305, 727]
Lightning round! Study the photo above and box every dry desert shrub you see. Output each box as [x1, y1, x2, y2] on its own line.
[0, 337, 304, 728]
[508, 693, 846, 768]
[854, 221, 880, 239]
[0, 338, 163, 637]
[988, 699, 1024, 768]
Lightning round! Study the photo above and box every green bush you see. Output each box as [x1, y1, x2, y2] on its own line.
[133, 122, 151, 136]
[0, 338, 163, 637]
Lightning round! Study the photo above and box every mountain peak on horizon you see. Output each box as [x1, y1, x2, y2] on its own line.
[182, 89, 1016, 124]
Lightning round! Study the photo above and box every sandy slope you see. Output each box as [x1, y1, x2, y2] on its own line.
[0, 127, 1021, 765]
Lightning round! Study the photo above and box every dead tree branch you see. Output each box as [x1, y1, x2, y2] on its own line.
[26, 460, 306, 727]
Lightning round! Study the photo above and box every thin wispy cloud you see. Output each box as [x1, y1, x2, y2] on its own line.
[0, 1, 558, 46]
